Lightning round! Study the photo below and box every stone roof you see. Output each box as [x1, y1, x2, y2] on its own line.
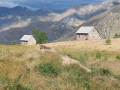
[76, 26, 94, 34]
[20, 35, 33, 41]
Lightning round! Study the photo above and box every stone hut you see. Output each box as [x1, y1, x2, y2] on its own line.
[76, 26, 100, 40]
[20, 35, 36, 45]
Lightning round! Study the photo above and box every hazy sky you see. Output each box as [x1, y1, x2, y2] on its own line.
[0, 0, 107, 9]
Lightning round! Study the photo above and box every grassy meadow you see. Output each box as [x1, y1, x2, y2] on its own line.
[1, 39, 120, 89]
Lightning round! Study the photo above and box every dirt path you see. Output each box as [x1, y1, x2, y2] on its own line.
[61, 55, 91, 73]
[39, 45, 91, 73]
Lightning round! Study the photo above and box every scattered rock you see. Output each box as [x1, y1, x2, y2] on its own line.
[40, 45, 51, 49]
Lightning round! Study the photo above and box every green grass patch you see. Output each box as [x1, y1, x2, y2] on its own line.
[38, 62, 61, 77]
[99, 68, 112, 76]
[0, 59, 4, 62]
[0, 76, 9, 84]
[105, 38, 111, 45]
[96, 51, 102, 59]
[35, 52, 62, 77]
[4, 84, 31, 90]
[103, 56, 108, 61]
[62, 65, 90, 88]
[29, 57, 35, 61]
[116, 54, 120, 60]
[16, 52, 24, 57]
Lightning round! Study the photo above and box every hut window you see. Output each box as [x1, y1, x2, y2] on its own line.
[79, 35, 80, 38]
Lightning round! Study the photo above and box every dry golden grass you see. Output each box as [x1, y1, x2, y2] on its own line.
[46, 38, 120, 52]
[0, 45, 50, 89]
[45, 38, 120, 76]
[1, 39, 120, 89]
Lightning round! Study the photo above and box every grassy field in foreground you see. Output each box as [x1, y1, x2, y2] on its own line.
[1, 39, 120, 89]
[46, 39, 120, 74]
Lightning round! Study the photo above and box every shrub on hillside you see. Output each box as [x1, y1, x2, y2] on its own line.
[29, 57, 34, 61]
[79, 52, 89, 60]
[0, 76, 9, 84]
[35, 53, 62, 77]
[38, 62, 61, 77]
[114, 34, 120, 38]
[16, 52, 24, 57]
[104, 56, 108, 61]
[116, 54, 120, 60]
[12, 40, 16, 45]
[63, 65, 90, 88]
[99, 68, 112, 76]
[0, 59, 4, 62]
[4, 84, 29, 90]
[105, 38, 111, 45]
[96, 51, 102, 59]
[78, 52, 89, 65]
[83, 52, 89, 60]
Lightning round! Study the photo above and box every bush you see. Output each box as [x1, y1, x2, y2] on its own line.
[4, 84, 29, 90]
[116, 54, 120, 60]
[104, 56, 108, 61]
[38, 62, 61, 77]
[105, 38, 111, 45]
[83, 52, 89, 60]
[12, 40, 16, 45]
[29, 57, 34, 61]
[34, 52, 61, 77]
[99, 68, 112, 76]
[114, 34, 120, 38]
[16, 84, 28, 90]
[0, 59, 4, 62]
[0, 76, 9, 84]
[79, 52, 89, 60]
[67, 54, 72, 58]
[16, 52, 24, 57]
[63, 65, 90, 88]
[78, 52, 89, 65]
[96, 51, 102, 59]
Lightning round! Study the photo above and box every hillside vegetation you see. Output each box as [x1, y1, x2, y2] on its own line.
[1, 39, 120, 89]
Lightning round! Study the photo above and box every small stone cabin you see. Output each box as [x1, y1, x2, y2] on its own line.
[76, 26, 100, 40]
[20, 35, 36, 45]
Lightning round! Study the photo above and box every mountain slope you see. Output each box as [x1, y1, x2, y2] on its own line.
[0, 6, 63, 29]
[82, 4, 120, 38]
[1, 0, 120, 44]
[60, 4, 120, 41]
[51, 0, 120, 26]
[0, 21, 73, 44]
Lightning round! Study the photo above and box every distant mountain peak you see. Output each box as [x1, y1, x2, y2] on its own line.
[12, 6, 32, 11]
